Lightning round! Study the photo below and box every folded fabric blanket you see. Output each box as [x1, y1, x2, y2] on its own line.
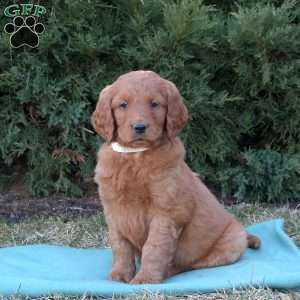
[0, 219, 300, 297]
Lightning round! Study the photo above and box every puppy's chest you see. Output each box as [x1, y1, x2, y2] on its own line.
[99, 157, 153, 250]
[99, 157, 152, 202]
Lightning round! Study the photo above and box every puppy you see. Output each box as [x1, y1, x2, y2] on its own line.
[91, 70, 260, 284]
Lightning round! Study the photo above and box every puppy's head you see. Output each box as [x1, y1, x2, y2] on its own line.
[91, 71, 188, 147]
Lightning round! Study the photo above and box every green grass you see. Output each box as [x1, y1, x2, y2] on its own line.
[1, 203, 300, 299]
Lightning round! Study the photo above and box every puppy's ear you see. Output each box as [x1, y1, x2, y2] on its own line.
[165, 80, 188, 139]
[91, 85, 115, 142]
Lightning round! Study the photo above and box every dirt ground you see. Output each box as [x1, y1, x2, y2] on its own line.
[0, 189, 101, 223]
[1, 186, 298, 223]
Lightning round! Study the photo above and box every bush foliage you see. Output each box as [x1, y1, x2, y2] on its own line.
[0, 0, 299, 203]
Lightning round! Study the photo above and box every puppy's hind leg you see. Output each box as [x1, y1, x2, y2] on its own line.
[192, 222, 248, 269]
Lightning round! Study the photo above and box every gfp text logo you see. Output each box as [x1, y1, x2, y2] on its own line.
[3, 4, 46, 48]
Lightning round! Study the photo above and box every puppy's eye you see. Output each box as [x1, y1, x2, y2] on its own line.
[119, 101, 128, 109]
[150, 100, 159, 108]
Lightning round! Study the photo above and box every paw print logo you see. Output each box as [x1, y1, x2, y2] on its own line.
[4, 16, 45, 48]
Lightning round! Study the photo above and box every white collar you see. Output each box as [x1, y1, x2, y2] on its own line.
[111, 142, 148, 153]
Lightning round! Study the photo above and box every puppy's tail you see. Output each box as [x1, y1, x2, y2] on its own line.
[247, 234, 261, 249]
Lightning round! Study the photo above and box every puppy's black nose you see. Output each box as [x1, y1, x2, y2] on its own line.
[133, 123, 147, 134]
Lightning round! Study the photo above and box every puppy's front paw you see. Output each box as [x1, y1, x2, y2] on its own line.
[109, 268, 135, 283]
[130, 271, 163, 284]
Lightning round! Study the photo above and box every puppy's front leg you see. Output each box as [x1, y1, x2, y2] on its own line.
[108, 224, 136, 283]
[130, 216, 179, 284]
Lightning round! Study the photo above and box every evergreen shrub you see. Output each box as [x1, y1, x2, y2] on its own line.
[0, 0, 299, 203]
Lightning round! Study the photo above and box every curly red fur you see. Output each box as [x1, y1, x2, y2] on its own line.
[91, 70, 260, 284]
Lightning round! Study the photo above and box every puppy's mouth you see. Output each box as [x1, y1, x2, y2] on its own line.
[116, 135, 150, 148]
[130, 138, 149, 147]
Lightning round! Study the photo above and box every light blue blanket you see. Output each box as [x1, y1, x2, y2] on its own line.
[0, 219, 300, 297]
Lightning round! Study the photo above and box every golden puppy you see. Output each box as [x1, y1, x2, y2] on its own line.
[91, 70, 260, 284]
